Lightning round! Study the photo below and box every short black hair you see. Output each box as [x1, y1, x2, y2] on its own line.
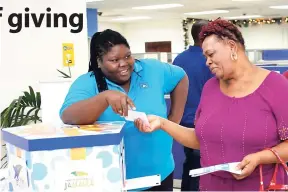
[88, 29, 130, 92]
[191, 20, 209, 44]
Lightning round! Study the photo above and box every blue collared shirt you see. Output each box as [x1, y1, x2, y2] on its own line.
[60, 59, 186, 190]
[173, 46, 213, 126]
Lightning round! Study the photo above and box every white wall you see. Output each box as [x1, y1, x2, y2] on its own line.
[241, 24, 288, 50]
[98, 21, 124, 34]
[122, 19, 184, 54]
[0, 0, 89, 113]
[0, 0, 89, 169]
[102, 19, 288, 54]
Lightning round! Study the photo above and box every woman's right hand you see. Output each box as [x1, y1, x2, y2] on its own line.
[104, 90, 136, 117]
[135, 115, 163, 133]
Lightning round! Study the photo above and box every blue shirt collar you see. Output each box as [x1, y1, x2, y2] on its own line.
[134, 59, 143, 73]
[188, 45, 203, 52]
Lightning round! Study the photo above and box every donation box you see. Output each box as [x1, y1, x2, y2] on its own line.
[1, 122, 126, 192]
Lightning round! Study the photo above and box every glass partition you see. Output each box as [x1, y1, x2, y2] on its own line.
[132, 50, 288, 65]
[132, 52, 178, 64]
[246, 49, 288, 65]
[88, 35, 288, 66]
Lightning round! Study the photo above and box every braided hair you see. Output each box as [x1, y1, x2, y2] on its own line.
[199, 19, 245, 49]
[88, 29, 130, 92]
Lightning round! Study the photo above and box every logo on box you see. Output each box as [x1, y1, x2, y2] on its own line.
[64, 170, 94, 191]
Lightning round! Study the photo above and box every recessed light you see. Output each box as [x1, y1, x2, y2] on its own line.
[86, 0, 104, 2]
[111, 16, 151, 21]
[225, 15, 262, 19]
[86, 0, 104, 3]
[232, 0, 264, 1]
[132, 4, 183, 10]
[269, 5, 288, 9]
[184, 10, 229, 16]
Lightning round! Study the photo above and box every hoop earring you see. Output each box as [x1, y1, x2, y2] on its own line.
[231, 52, 238, 61]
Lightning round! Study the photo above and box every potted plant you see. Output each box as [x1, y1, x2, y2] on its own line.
[0, 86, 41, 169]
[0, 64, 73, 169]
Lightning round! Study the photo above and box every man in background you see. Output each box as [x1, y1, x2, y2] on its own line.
[173, 20, 213, 191]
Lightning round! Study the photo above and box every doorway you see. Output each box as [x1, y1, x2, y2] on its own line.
[145, 41, 172, 63]
[145, 41, 172, 53]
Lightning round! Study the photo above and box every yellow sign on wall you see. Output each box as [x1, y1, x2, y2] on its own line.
[62, 43, 75, 67]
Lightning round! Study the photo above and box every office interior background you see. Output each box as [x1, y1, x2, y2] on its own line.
[1, 0, 288, 189]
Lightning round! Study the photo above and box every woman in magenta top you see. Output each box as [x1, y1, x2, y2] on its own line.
[135, 19, 288, 191]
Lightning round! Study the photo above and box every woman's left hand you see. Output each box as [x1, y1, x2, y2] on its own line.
[232, 153, 261, 180]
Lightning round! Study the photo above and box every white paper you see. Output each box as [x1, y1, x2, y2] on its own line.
[40, 81, 72, 125]
[189, 162, 242, 177]
[54, 159, 103, 192]
[125, 110, 150, 126]
[123, 174, 161, 190]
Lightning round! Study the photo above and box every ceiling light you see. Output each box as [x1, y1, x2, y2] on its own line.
[86, 0, 104, 2]
[112, 16, 151, 21]
[184, 10, 229, 16]
[232, 0, 264, 1]
[132, 4, 183, 10]
[225, 15, 262, 19]
[269, 5, 288, 9]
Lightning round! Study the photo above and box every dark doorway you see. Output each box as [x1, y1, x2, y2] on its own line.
[145, 41, 172, 53]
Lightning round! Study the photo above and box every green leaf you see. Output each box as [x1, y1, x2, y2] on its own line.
[1, 161, 8, 169]
[26, 107, 38, 118]
[1, 154, 7, 162]
[23, 91, 32, 106]
[22, 116, 34, 125]
[29, 86, 36, 107]
[36, 92, 41, 108]
[18, 106, 26, 125]
[14, 96, 24, 120]
[57, 69, 71, 78]
[20, 98, 27, 106]
[13, 105, 23, 126]
[1, 99, 17, 127]
[34, 108, 41, 123]
[0, 86, 42, 128]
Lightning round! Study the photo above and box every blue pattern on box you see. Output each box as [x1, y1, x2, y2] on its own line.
[86, 147, 93, 156]
[113, 145, 119, 154]
[107, 167, 121, 182]
[97, 151, 113, 168]
[25, 152, 32, 169]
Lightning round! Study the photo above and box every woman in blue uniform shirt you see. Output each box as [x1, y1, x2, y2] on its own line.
[59, 29, 188, 191]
